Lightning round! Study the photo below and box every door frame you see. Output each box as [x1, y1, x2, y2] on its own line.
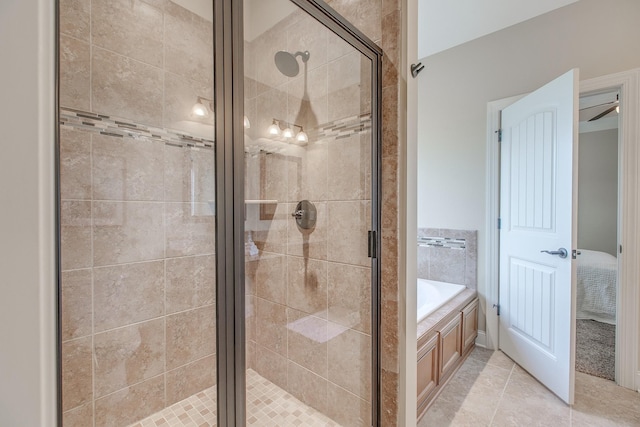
[485, 68, 640, 390]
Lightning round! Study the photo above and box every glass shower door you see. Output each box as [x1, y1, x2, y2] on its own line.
[243, 1, 376, 425]
[58, 1, 218, 425]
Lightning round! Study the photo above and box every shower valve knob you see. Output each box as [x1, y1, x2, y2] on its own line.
[291, 210, 305, 219]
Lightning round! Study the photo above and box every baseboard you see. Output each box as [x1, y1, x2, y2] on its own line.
[475, 330, 487, 348]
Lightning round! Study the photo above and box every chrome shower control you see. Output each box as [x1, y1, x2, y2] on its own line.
[291, 200, 317, 230]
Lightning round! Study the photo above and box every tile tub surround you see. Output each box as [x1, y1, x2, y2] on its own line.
[417, 228, 478, 290]
[59, 2, 218, 424]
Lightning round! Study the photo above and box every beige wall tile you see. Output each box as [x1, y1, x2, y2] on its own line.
[60, 200, 92, 270]
[94, 375, 165, 427]
[250, 203, 289, 255]
[94, 319, 165, 397]
[92, 47, 163, 127]
[92, 134, 164, 201]
[166, 355, 216, 406]
[165, 202, 215, 257]
[327, 201, 371, 267]
[91, 0, 163, 68]
[287, 361, 328, 414]
[325, 0, 381, 42]
[380, 368, 398, 427]
[60, 35, 90, 111]
[61, 269, 92, 341]
[93, 261, 164, 332]
[287, 308, 327, 378]
[326, 27, 355, 63]
[287, 256, 327, 317]
[60, 128, 91, 200]
[256, 87, 288, 139]
[328, 263, 371, 334]
[328, 327, 371, 401]
[246, 254, 286, 305]
[287, 66, 329, 130]
[327, 134, 368, 201]
[257, 150, 289, 203]
[255, 297, 287, 356]
[428, 246, 465, 285]
[327, 52, 362, 122]
[327, 383, 372, 427]
[163, 72, 214, 135]
[62, 337, 93, 412]
[166, 255, 216, 314]
[164, 2, 213, 85]
[287, 141, 328, 203]
[166, 305, 216, 370]
[254, 345, 287, 390]
[59, 0, 90, 40]
[246, 295, 256, 344]
[287, 201, 328, 260]
[286, 14, 328, 73]
[165, 145, 216, 203]
[93, 201, 164, 266]
[252, 28, 288, 96]
[62, 402, 93, 427]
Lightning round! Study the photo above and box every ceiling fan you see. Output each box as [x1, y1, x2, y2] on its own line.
[579, 95, 619, 122]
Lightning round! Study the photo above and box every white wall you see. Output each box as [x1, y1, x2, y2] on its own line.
[417, 0, 640, 332]
[0, 0, 57, 425]
[578, 129, 619, 256]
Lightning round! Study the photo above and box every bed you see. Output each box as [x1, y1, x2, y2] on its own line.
[576, 249, 618, 324]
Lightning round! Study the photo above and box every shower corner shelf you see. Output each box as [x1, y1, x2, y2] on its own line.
[245, 199, 278, 204]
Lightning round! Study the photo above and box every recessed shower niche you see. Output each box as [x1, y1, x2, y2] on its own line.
[57, 0, 381, 425]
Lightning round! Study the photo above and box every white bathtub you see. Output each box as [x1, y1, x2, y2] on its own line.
[417, 279, 466, 322]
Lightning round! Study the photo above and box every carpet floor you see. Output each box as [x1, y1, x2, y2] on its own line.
[576, 319, 615, 381]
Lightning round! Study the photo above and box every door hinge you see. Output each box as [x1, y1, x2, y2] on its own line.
[497, 218, 501, 229]
[368, 230, 377, 259]
[620, 244, 623, 254]
[496, 129, 502, 142]
[493, 303, 500, 316]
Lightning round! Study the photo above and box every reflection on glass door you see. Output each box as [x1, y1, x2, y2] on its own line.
[243, 1, 375, 425]
[58, 1, 217, 425]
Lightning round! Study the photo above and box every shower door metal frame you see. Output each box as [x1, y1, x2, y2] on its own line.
[221, 0, 384, 425]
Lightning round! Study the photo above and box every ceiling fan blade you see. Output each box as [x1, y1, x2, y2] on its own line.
[588, 105, 618, 122]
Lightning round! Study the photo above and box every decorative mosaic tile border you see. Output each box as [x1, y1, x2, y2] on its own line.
[60, 108, 215, 150]
[312, 112, 372, 141]
[418, 236, 466, 249]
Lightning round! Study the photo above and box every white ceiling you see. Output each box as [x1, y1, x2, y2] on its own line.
[418, 0, 580, 59]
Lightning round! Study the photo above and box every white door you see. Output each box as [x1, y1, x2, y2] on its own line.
[499, 69, 579, 404]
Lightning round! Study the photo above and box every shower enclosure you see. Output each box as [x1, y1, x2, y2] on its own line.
[57, 0, 381, 425]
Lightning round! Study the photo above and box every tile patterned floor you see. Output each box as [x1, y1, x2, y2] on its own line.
[421, 347, 640, 426]
[129, 369, 340, 427]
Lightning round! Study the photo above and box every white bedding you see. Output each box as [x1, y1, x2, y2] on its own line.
[576, 249, 617, 324]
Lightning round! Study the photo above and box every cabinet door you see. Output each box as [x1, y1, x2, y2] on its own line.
[439, 313, 463, 383]
[417, 332, 439, 416]
[462, 298, 479, 355]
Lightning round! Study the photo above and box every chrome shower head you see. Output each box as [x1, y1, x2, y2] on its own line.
[274, 50, 310, 77]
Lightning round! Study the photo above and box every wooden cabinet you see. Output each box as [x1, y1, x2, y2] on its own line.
[416, 297, 479, 420]
[438, 313, 463, 384]
[462, 298, 479, 356]
[417, 331, 439, 417]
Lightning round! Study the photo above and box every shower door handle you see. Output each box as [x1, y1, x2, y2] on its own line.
[540, 248, 568, 259]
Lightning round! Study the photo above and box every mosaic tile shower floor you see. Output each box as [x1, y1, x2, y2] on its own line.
[129, 369, 340, 427]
